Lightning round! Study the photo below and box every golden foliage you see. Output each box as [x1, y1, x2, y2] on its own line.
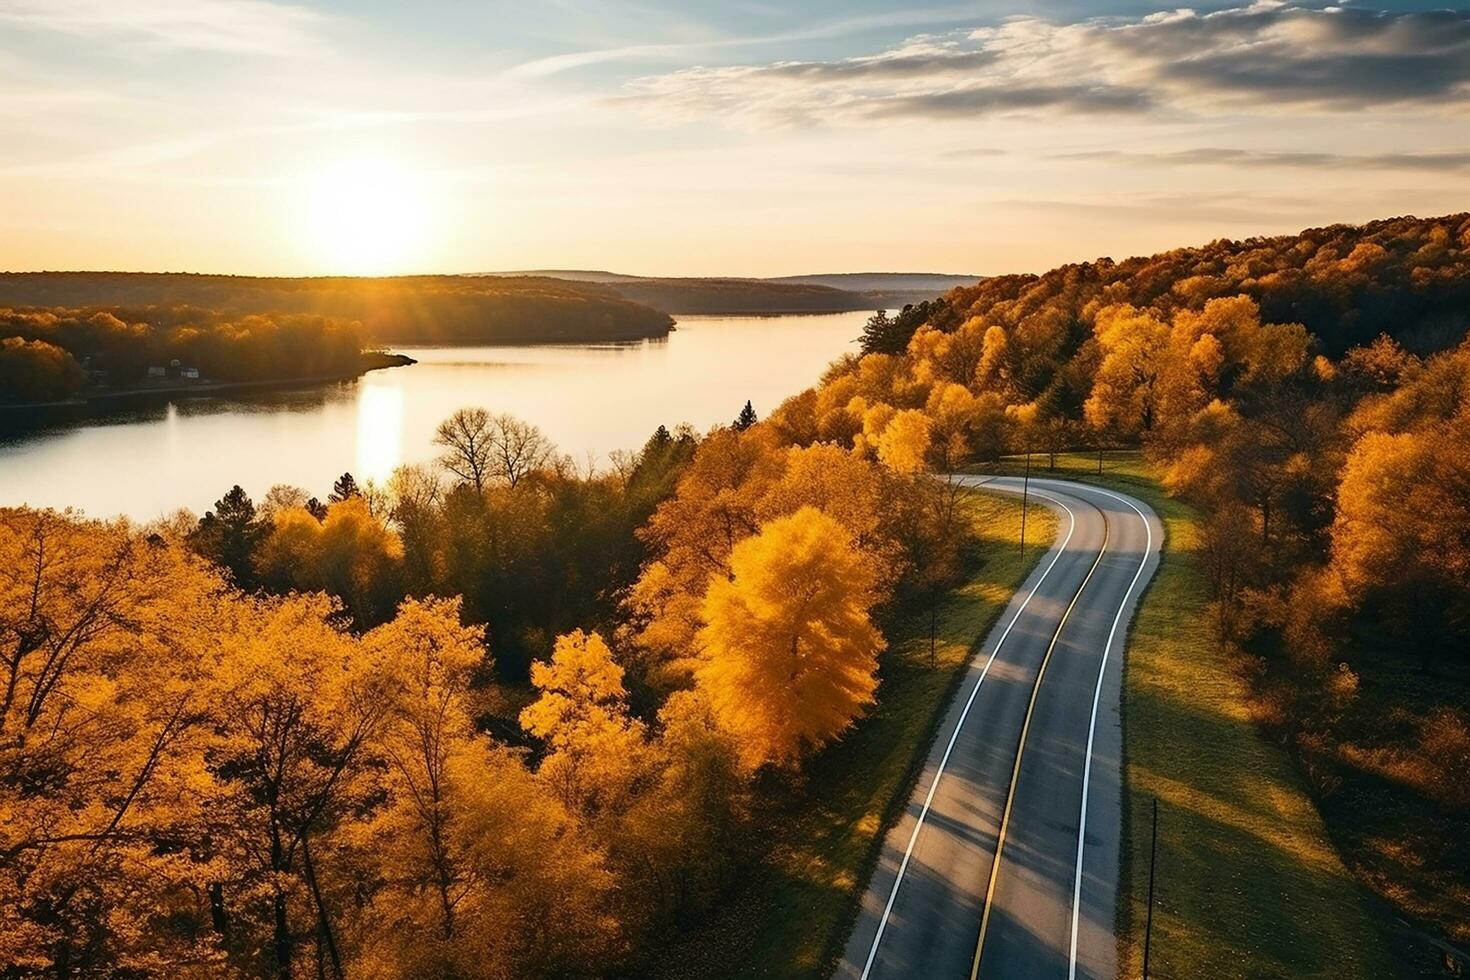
[696, 507, 884, 772]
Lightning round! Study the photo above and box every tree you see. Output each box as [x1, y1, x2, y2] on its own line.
[434, 407, 495, 492]
[696, 507, 884, 771]
[520, 630, 648, 819]
[733, 400, 758, 431]
[486, 412, 557, 488]
[0, 509, 222, 972]
[260, 484, 310, 520]
[860, 303, 933, 356]
[1329, 418, 1470, 650]
[363, 598, 486, 943]
[876, 409, 932, 474]
[626, 427, 783, 685]
[1084, 304, 1170, 439]
[435, 409, 556, 491]
[0, 337, 86, 404]
[189, 484, 264, 586]
[255, 498, 404, 626]
[328, 472, 360, 503]
[207, 591, 394, 979]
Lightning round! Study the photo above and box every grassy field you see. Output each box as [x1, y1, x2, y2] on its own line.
[649, 487, 1058, 979]
[980, 451, 1395, 980]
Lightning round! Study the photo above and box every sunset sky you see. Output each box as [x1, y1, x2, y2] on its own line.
[2, 0, 1467, 278]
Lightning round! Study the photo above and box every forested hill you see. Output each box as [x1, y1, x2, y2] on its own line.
[0, 272, 675, 344]
[905, 212, 1470, 363]
[475, 271, 981, 314]
[771, 211, 1470, 953]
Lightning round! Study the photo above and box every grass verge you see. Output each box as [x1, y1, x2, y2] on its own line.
[647, 487, 1057, 979]
[981, 451, 1394, 979]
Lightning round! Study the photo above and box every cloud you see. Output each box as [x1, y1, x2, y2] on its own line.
[997, 191, 1322, 226]
[1052, 148, 1470, 172]
[623, 4, 1470, 126]
[0, 0, 326, 57]
[506, 3, 1005, 78]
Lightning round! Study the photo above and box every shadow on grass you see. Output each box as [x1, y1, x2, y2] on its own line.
[1104, 474, 1395, 980]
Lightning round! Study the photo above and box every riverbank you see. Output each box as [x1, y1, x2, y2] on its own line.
[0, 351, 414, 414]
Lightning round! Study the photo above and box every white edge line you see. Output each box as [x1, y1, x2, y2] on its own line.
[859, 481, 1078, 980]
[1063, 484, 1156, 980]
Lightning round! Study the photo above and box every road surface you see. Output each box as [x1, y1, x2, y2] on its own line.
[835, 476, 1162, 980]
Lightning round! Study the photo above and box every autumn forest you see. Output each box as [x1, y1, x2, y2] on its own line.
[5, 211, 1470, 977]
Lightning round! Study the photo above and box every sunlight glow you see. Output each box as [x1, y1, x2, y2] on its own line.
[303, 158, 430, 275]
[355, 380, 404, 483]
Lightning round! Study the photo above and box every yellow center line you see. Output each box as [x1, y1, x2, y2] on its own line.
[970, 511, 1111, 980]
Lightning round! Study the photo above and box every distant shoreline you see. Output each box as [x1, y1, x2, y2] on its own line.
[0, 351, 415, 414]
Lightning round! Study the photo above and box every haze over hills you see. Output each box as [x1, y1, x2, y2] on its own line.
[473, 270, 981, 314]
[0, 272, 674, 345]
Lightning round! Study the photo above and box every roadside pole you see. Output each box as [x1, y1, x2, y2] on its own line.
[1143, 796, 1159, 979]
[1020, 450, 1032, 555]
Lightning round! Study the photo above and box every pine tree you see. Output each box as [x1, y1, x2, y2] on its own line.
[733, 400, 758, 431]
[329, 472, 360, 503]
[189, 484, 263, 586]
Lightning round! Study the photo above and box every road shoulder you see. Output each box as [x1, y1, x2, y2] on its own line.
[1012, 456, 1396, 980]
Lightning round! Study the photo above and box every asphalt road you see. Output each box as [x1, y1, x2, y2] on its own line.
[835, 476, 1162, 980]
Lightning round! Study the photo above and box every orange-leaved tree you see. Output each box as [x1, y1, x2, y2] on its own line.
[696, 506, 884, 772]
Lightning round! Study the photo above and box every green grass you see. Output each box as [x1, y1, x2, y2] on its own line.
[985, 451, 1394, 979]
[648, 488, 1058, 979]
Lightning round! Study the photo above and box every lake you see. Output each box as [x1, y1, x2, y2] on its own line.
[0, 312, 866, 520]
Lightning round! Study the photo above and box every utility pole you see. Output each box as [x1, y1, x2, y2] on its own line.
[1019, 449, 1031, 555]
[1098, 442, 1104, 476]
[1143, 796, 1159, 979]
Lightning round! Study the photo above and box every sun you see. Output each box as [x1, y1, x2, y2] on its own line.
[304, 158, 430, 276]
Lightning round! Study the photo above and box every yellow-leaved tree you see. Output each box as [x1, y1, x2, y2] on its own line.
[696, 506, 884, 771]
[361, 596, 486, 944]
[520, 630, 649, 820]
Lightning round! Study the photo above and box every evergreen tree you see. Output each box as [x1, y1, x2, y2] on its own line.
[733, 400, 758, 431]
[330, 472, 361, 503]
[189, 484, 263, 586]
[860, 302, 935, 355]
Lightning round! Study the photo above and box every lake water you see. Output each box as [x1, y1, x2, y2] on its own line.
[0, 311, 866, 520]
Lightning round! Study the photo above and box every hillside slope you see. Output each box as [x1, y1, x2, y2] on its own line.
[0, 272, 675, 344]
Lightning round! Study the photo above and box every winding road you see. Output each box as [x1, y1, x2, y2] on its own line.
[835, 476, 1162, 980]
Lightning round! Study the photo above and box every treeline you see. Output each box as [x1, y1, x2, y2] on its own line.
[0, 306, 368, 404]
[2, 391, 974, 976]
[475, 271, 976, 315]
[0, 273, 674, 346]
[776, 210, 1470, 946]
[596, 277, 877, 314]
[185, 415, 699, 679]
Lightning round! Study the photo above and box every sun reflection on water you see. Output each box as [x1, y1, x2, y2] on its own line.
[355, 381, 404, 484]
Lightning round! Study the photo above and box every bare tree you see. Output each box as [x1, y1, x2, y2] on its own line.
[606, 449, 638, 490]
[433, 408, 556, 491]
[387, 463, 443, 515]
[434, 407, 495, 492]
[487, 412, 555, 488]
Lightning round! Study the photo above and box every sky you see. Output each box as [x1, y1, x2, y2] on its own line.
[0, 0, 1467, 278]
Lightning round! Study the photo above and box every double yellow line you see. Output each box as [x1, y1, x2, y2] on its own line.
[969, 514, 1111, 980]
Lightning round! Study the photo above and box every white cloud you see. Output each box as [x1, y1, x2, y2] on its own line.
[0, 0, 326, 57]
[623, 4, 1470, 126]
